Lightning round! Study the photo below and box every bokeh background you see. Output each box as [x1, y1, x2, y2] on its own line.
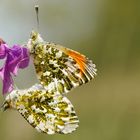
[0, 0, 140, 140]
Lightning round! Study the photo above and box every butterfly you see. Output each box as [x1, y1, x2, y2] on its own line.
[27, 31, 97, 95]
[1, 31, 97, 134]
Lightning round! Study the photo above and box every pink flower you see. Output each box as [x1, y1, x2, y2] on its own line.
[0, 43, 30, 95]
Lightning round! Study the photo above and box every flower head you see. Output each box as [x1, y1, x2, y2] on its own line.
[0, 42, 30, 95]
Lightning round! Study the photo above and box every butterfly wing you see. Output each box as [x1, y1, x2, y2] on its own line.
[31, 42, 97, 95]
[15, 84, 79, 134]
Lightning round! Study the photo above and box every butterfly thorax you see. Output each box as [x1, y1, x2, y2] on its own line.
[27, 31, 44, 54]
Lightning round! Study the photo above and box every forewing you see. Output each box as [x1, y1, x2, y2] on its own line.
[31, 43, 97, 95]
[15, 86, 79, 134]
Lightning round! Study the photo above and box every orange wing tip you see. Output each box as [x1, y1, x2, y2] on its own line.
[67, 50, 87, 71]
[67, 49, 97, 81]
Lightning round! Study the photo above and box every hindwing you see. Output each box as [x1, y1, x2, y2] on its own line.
[15, 84, 79, 134]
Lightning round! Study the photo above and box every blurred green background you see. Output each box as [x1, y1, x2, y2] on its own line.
[0, 0, 140, 140]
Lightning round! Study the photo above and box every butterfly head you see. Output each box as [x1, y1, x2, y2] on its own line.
[1, 90, 19, 111]
[1, 100, 10, 111]
[27, 31, 44, 53]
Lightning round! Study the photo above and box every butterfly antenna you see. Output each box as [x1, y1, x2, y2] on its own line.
[35, 0, 39, 31]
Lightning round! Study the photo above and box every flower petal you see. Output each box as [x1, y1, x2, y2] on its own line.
[0, 66, 14, 95]
[8, 45, 30, 75]
[19, 47, 30, 68]
[0, 44, 30, 95]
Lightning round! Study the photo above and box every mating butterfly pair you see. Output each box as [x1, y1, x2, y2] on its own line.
[1, 31, 97, 134]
